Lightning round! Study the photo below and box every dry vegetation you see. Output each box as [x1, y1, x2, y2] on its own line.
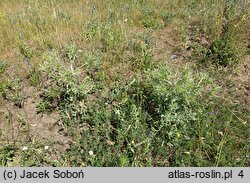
[0, 0, 249, 166]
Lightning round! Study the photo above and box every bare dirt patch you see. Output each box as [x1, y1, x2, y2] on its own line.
[0, 84, 72, 152]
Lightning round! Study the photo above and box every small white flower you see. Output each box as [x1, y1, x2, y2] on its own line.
[89, 150, 94, 156]
[44, 146, 49, 150]
[124, 18, 128, 22]
[22, 146, 28, 151]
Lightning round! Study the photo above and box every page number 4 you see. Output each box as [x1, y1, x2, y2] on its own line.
[238, 170, 244, 178]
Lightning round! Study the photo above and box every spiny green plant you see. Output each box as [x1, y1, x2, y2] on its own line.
[136, 65, 218, 148]
[38, 51, 93, 114]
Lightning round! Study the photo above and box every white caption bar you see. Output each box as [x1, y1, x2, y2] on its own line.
[0, 167, 249, 183]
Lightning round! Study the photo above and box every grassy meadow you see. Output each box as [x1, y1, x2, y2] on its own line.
[0, 0, 249, 167]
